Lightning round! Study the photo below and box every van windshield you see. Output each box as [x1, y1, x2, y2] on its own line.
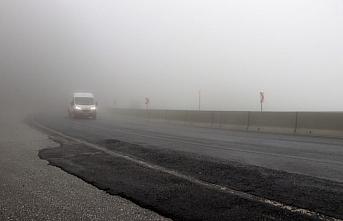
[74, 97, 94, 105]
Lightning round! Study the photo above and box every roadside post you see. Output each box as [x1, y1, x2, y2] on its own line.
[145, 97, 150, 110]
[198, 90, 201, 111]
[145, 97, 150, 119]
[260, 90, 264, 112]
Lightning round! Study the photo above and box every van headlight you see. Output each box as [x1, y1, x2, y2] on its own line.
[90, 106, 97, 110]
[74, 106, 82, 110]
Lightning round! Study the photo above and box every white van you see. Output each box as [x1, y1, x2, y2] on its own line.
[68, 93, 97, 119]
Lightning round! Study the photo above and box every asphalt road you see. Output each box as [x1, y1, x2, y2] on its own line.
[36, 111, 343, 183]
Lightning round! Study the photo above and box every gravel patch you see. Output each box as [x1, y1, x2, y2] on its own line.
[0, 115, 168, 221]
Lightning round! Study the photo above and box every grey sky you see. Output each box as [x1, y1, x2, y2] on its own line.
[1, 0, 342, 111]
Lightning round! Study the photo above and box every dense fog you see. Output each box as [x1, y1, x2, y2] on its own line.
[1, 0, 343, 113]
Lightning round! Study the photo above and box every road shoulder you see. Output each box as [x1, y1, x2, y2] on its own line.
[0, 116, 168, 221]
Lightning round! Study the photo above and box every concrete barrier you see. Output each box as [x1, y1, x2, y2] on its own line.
[296, 112, 343, 138]
[187, 111, 213, 127]
[147, 109, 166, 121]
[165, 110, 189, 125]
[111, 108, 343, 139]
[248, 112, 297, 134]
[217, 111, 249, 130]
[112, 108, 147, 118]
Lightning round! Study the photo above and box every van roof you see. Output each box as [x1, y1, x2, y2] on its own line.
[73, 92, 94, 98]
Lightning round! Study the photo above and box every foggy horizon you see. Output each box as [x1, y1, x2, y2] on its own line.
[1, 0, 343, 112]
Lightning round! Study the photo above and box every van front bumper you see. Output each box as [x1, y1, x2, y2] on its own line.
[73, 109, 96, 117]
